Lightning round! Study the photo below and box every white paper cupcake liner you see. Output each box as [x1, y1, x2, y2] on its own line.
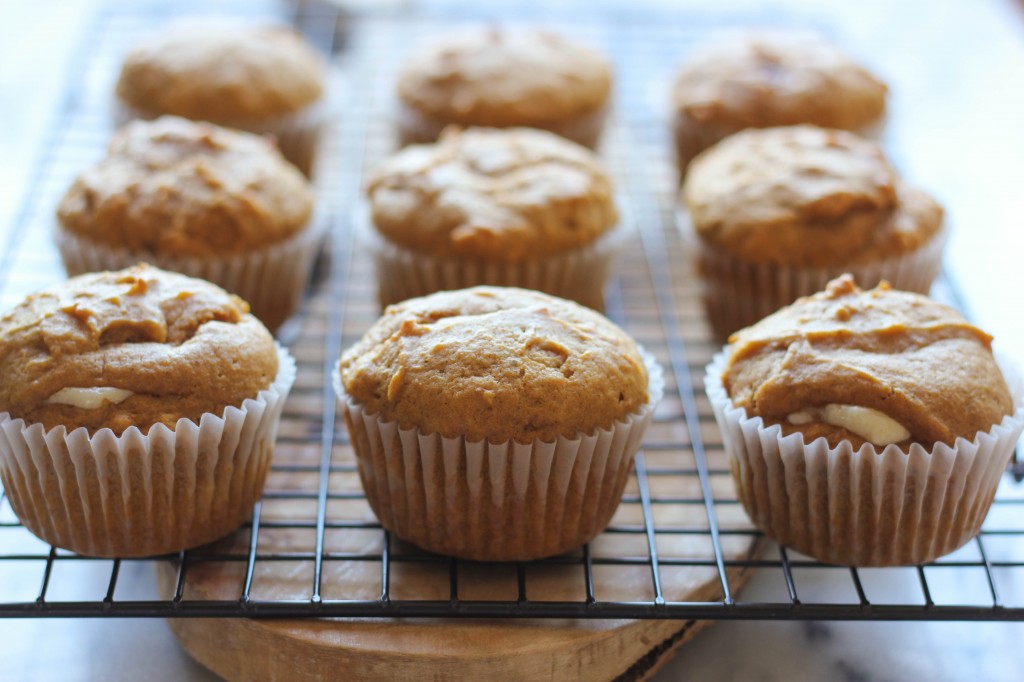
[360, 208, 622, 312]
[56, 216, 327, 333]
[672, 111, 742, 179]
[0, 346, 296, 558]
[688, 220, 948, 341]
[856, 114, 889, 144]
[394, 100, 609, 150]
[704, 350, 1024, 566]
[114, 99, 327, 177]
[333, 350, 663, 562]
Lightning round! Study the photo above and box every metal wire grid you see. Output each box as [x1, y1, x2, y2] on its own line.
[0, 2, 1023, 621]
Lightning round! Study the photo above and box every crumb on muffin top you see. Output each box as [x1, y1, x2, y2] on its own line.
[339, 286, 649, 443]
[57, 116, 313, 257]
[397, 27, 612, 127]
[683, 125, 943, 267]
[366, 126, 618, 262]
[723, 275, 1013, 448]
[0, 264, 279, 435]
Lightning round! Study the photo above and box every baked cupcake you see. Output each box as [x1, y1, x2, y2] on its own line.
[705, 275, 1023, 566]
[56, 116, 321, 332]
[115, 23, 327, 176]
[335, 286, 662, 562]
[395, 27, 612, 149]
[682, 124, 946, 341]
[365, 126, 620, 310]
[671, 30, 887, 176]
[0, 264, 296, 558]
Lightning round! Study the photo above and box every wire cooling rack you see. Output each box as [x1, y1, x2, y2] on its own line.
[1, 0, 1024, 621]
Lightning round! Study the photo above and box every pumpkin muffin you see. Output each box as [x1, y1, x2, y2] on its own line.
[335, 286, 662, 561]
[682, 125, 945, 340]
[0, 264, 296, 557]
[56, 116, 321, 332]
[365, 126, 619, 310]
[395, 27, 612, 148]
[671, 30, 887, 176]
[705, 275, 1023, 566]
[115, 22, 327, 176]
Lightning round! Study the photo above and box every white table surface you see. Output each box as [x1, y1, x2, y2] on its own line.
[2, 1, 1024, 680]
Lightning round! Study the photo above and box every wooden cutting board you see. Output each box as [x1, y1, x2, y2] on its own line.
[153, 168, 760, 680]
[155, 478, 760, 681]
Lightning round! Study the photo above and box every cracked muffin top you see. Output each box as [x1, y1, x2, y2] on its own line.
[116, 23, 325, 123]
[683, 125, 943, 267]
[672, 31, 887, 132]
[0, 264, 278, 435]
[57, 116, 313, 257]
[338, 286, 649, 443]
[366, 127, 618, 261]
[722, 275, 1013, 449]
[397, 27, 611, 127]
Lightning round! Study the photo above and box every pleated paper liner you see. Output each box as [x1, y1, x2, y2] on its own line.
[360, 208, 624, 312]
[673, 114, 888, 181]
[0, 346, 296, 558]
[56, 216, 327, 333]
[333, 350, 663, 562]
[685, 219, 948, 342]
[393, 102, 610, 150]
[704, 350, 1024, 566]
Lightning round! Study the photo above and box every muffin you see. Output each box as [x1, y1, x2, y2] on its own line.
[682, 125, 946, 341]
[395, 27, 612, 149]
[0, 264, 296, 557]
[365, 126, 620, 310]
[335, 286, 662, 562]
[115, 23, 327, 176]
[56, 116, 322, 332]
[671, 30, 887, 176]
[705, 275, 1023, 566]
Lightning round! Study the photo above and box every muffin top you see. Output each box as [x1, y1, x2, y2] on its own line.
[339, 286, 649, 443]
[116, 23, 325, 123]
[671, 31, 887, 131]
[723, 275, 1013, 449]
[397, 28, 612, 127]
[683, 125, 943, 267]
[0, 265, 279, 435]
[57, 116, 314, 257]
[366, 127, 618, 262]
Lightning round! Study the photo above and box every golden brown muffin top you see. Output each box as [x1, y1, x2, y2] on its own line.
[116, 23, 325, 123]
[0, 264, 279, 435]
[339, 287, 649, 443]
[683, 125, 943, 267]
[57, 117, 313, 257]
[366, 127, 618, 262]
[671, 31, 887, 131]
[723, 275, 1013, 449]
[397, 28, 612, 127]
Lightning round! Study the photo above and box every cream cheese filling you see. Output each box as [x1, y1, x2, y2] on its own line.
[786, 404, 911, 446]
[46, 387, 135, 410]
